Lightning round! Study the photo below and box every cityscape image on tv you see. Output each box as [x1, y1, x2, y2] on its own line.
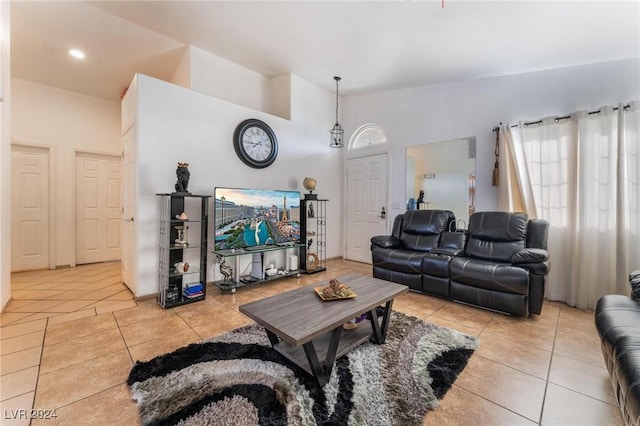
[214, 188, 301, 250]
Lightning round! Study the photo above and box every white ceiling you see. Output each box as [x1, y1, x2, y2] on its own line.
[10, 1, 640, 101]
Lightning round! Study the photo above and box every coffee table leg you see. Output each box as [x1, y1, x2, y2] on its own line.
[379, 300, 394, 341]
[265, 329, 280, 347]
[303, 341, 327, 386]
[369, 300, 394, 344]
[324, 326, 343, 376]
[302, 326, 342, 387]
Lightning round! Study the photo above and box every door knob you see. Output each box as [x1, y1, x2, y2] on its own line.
[380, 207, 386, 219]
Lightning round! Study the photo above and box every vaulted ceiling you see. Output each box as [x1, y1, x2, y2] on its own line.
[10, 1, 640, 101]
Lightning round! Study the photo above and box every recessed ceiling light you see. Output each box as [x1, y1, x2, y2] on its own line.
[69, 49, 85, 59]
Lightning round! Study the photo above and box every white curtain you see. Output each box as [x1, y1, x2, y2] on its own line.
[498, 126, 525, 213]
[506, 101, 640, 310]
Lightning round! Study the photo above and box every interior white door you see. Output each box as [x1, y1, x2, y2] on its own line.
[121, 125, 136, 292]
[346, 154, 388, 263]
[11, 145, 50, 271]
[75, 152, 122, 264]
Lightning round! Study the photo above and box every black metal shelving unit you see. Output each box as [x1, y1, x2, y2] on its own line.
[157, 193, 210, 308]
[299, 197, 327, 273]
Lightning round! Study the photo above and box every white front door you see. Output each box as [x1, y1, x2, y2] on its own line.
[11, 145, 50, 271]
[75, 152, 122, 264]
[346, 154, 388, 263]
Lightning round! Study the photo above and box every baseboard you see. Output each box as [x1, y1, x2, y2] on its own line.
[134, 293, 158, 302]
[1, 296, 13, 314]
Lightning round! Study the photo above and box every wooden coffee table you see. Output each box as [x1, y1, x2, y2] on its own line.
[239, 273, 408, 386]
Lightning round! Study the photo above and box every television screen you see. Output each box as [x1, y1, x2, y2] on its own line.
[214, 187, 301, 251]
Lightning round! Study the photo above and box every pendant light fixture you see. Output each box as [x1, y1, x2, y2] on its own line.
[329, 76, 344, 148]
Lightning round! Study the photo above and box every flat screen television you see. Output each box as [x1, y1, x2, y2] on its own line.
[214, 187, 301, 251]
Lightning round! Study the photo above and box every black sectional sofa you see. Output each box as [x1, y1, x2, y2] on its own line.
[371, 210, 550, 316]
[595, 271, 640, 425]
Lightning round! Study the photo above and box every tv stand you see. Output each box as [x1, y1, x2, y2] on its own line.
[213, 244, 302, 293]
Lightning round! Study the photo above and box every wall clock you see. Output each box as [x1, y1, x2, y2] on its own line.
[233, 119, 278, 169]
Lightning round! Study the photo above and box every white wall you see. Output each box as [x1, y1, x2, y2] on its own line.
[11, 79, 121, 267]
[170, 46, 292, 120]
[342, 58, 640, 226]
[1, 1, 11, 311]
[130, 74, 340, 297]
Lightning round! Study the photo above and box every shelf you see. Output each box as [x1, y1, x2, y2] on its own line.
[168, 219, 206, 224]
[168, 243, 205, 250]
[162, 293, 206, 309]
[214, 270, 300, 292]
[167, 267, 201, 278]
[156, 193, 211, 198]
[299, 266, 326, 275]
[213, 243, 303, 258]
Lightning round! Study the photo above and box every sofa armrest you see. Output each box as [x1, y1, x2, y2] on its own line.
[511, 248, 549, 265]
[511, 249, 550, 276]
[371, 235, 400, 249]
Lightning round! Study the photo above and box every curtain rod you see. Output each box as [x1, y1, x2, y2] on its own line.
[506, 104, 631, 128]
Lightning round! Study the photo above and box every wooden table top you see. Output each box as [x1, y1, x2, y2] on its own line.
[239, 273, 408, 346]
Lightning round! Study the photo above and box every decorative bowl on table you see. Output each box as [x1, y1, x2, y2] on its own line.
[314, 279, 356, 301]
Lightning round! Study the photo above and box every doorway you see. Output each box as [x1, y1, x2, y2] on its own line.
[75, 152, 122, 264]
[345, 154, 388, 263]
[11, 145, 52, 271]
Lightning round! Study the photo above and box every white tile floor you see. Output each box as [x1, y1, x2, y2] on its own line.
[0, 260, 622, 425]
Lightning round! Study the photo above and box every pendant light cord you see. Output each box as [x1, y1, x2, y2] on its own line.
[334, 76, 341, 124]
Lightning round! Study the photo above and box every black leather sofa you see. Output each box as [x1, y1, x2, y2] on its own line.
[595, 271, 640, 425]
[371, 211, 551, 316]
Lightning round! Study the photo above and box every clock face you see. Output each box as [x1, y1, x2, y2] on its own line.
[233, 119, 278, 168]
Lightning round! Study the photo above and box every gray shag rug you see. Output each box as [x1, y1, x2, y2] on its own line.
[127, 311, 478, 426]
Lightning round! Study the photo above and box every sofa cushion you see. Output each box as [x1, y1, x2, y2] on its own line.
[450, 257, 529, 295]
[399, 210, 452, 252]
[465, 212, 528, 262]
[422, 253, 452, 278]
[439, 231, 466, 250]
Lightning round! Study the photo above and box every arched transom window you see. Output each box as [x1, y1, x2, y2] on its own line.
[349, 124, 387, 150]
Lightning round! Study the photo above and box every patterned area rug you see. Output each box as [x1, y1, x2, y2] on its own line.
[127, 311, 478, 426]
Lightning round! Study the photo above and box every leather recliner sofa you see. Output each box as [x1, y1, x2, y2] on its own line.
[424, 211, 550, 316]
[595, 271, 640, 425]
[372, 211, 551, 316]
[370, 210, 456, 292]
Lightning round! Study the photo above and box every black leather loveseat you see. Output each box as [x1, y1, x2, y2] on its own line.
[371, 211, 551, 316]
[595, 271, 640, 425]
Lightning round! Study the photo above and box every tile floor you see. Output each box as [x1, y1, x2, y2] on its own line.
[0, 260, 622, 425]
